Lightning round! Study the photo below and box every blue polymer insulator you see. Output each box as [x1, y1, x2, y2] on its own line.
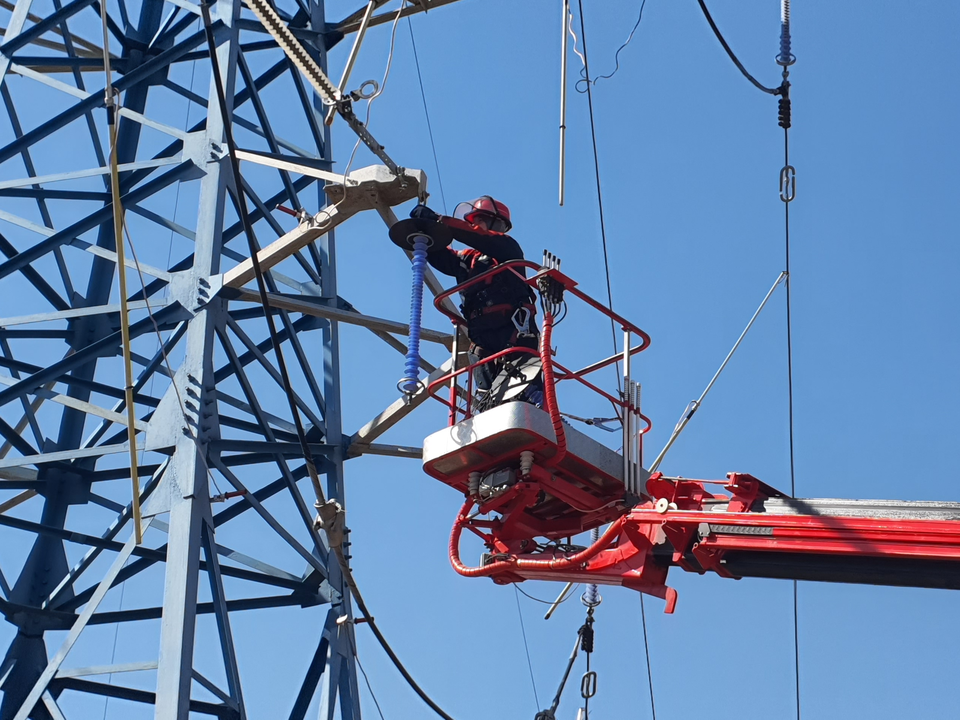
[777, 0, 794, 66]
[400, 235, 430, 395]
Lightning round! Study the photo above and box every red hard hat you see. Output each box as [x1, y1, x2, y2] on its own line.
[455, 196, 512, 233]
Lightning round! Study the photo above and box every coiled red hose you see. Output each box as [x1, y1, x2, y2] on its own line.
[540, 312, 567, 467]
[448, 498, 626, 578]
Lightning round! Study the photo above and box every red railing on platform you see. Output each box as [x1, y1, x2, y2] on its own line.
[425, 260, 652, 435]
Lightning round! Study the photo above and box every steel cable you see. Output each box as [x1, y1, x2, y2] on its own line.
[573, 0, 621, 394]
[407, 17, 448, 214]
[696, 0, 781, 95]
[639, 595, 657, 720]
[777, 3, 801, 712]
[514, 585, 541, 710]
[783, 75, 802, 720]
[574, 3, 657, 714]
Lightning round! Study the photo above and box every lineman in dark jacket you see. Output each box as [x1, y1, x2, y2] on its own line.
[411, 196, 542, 410]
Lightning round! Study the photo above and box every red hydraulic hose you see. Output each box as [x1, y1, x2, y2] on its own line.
[540, 312, 567, 467]
[448, 498, 627, 577]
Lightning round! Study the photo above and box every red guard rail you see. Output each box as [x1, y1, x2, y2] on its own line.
[424, 259, 653, 435]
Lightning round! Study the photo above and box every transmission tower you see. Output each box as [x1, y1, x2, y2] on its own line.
[0, 0, 456, 717]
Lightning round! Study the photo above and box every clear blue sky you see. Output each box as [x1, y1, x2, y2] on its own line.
[332, 1, 960, 718]
[1, 1, 958, 718]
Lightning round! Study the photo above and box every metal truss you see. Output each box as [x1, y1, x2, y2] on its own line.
[0, 0, 461, 717]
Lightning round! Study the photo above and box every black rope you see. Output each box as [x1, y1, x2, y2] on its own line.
[575, 4, 655, 714]
[793, 579, 801, 719]
[514, 586, 541, 710]
[776, 10, 800, 710]
[407, 17, 447, 214]
[783, 100, 802, 720]
[346, 631, 387, 720]
[639, 595, 657, 720]
[516, 583, 580, 605]
[199, 2, 323, 500]
[575, 0, 622, 394]
[200, 7, 460, 720]
[696, 0, 781, 96]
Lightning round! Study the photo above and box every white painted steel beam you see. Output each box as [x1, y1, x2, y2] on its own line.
[222, 164, 425, 289]
[228, 288, 453, 347]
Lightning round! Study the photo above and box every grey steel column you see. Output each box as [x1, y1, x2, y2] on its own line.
[153, 0, 238, 716]
[312, 0, 361, 715]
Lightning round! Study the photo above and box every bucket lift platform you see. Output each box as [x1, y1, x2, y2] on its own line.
[419, 258, 960, 613]
[423, 402, 647, 541]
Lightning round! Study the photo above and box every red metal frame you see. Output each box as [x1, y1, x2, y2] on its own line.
[449, 471, 960, 614]
[426, 260, 652, 427]
[424, 262, 960, 614]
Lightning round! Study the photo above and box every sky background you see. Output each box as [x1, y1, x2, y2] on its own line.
[331, 1, 960, 718]
[1, 0, 958, 718]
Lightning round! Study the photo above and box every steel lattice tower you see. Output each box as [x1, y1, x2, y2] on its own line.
[0, 0, 454, 717]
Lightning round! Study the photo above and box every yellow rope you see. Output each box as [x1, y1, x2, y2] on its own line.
[101, 3, 142, 544]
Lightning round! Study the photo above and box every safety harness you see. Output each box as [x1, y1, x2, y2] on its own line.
[457, 248, 538, 352]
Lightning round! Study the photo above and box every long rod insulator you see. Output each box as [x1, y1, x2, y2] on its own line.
[399, 234, 430, 396]
[777, 0, 794, 66]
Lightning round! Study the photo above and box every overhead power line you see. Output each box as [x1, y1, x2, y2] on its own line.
[514, 586, 541, 710]
[407, 17, 448, 214]
[573, 3, 658, 717]
[696, 0, 782, 96]
[573, 0, 620, 391]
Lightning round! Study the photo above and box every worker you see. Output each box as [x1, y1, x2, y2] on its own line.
[410, 196, 542, 410]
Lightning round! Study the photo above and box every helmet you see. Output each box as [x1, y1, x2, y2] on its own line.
[454, 196, 512, 233]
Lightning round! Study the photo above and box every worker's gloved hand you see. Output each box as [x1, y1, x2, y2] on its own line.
[409, 204, 440, 223]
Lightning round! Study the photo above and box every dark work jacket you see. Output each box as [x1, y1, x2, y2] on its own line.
[427, 217, 534, 354]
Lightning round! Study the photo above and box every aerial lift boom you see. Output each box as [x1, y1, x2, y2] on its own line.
[418, 257, 960, 613]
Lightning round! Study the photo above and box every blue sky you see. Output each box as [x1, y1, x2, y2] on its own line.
[1, 0, 958, 718]
[331, 1, 960, 718]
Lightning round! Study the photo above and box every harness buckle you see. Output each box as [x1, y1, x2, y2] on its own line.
[511, 306, 532, 334]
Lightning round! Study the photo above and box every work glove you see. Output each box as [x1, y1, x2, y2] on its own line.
[409, 204, 440, 222]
